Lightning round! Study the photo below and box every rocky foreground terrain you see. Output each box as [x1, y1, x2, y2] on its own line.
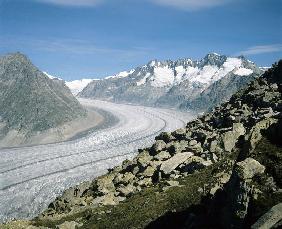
[3, 60, 282, 228]
[0, 53, 86, 147]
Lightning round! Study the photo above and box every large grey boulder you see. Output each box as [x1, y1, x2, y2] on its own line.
[178, 156, 212, 174]
[141, 166, 156, 177]
[151, 140, 167, 154]
[154, 151, 171, 161]
[113, 172, 135, 185]
[56, 221, 82, 229]
[221, 123, 246, 152]
[160, 152, 194, 175]
[235, 158, 265, 180]
[137, 150, 153, 169]
[116, 184, 136, 197]
[251, 203, 282, 229]
[221, 158, 266, 228]
[91, 193, 122, 206]
[96, 174, 116, 195]
[245, 118, 278, 152]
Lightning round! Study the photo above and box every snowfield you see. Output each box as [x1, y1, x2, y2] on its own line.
[0, 99, 195, 223]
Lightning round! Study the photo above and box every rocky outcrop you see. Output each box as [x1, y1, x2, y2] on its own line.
[220, 158, 265, 228]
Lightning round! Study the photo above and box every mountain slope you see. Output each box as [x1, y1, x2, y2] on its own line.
[179, 71, 258, 111]
[0, 52, 86, 145]
[79, 53, 262, 110]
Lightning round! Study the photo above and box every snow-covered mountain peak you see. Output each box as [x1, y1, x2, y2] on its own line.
[105, 69, 135, 79]
[149, 60, 158, 67]
[200, 53, 227, 67]
[63, 54, 257, 96]
[132, 55, 255, 88]
[66, 79, 96, 95]
[79, 53, 262, 109]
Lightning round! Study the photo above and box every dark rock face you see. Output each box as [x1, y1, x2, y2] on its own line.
[264, 60, 282, 88]
[0, 53, 86, 140]
[180, 72, 257, 111]
[79, 54, 262, 111]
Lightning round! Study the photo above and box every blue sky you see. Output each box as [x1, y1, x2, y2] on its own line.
[0, 0, 281, 80]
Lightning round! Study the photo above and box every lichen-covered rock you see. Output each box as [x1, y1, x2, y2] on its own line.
[246, 118, 278, 152]
[153, 150, 171, 161]
[178, 156, 212, 174]
[172, 128, 187, 140]
[155, 132, 175, 143]
[136, 150, 153, 169]
[186, 142, 203, 154]
[219, 158, 266, 228]
[116, 184, 136, 197]
[167, 140, 188, 154]
[136, 177, 152, 187]
[140, 166, 156, 177]
[96, 174, 116, 195]
[209, 140, 218, 153]
[251, 203, 282, 229]
[92, 193, 122, 206]
[160, 152, 194, 175]
[151, 140, 167, 155]
[235, 158, 265, 180]
[113, 172, 135, 185]
[56, 221, 82, 229]
[221, 123, 246, 152]
[189, 139, 197, 146]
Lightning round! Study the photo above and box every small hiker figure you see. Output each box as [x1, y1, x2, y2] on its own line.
[74, 187, 79, 197]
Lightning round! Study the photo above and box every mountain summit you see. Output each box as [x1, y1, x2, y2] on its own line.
[0, 52, 86, 147]
[79, 53, 262, 111]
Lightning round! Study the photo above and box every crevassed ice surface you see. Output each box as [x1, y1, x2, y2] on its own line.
[0, 99, 196, 223]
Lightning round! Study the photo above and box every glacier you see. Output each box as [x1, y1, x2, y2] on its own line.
[0, 99, 195, 223]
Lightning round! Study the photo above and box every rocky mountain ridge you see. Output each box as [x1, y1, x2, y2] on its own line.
[79, 53, 262, 111]
[6, 60, 280, 228]
[0, 52, 86, 147]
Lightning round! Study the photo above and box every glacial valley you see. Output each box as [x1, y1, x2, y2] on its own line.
[0, 99, 195, 223]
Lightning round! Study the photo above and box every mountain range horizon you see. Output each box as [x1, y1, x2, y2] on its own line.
[29, 52, 271, 81]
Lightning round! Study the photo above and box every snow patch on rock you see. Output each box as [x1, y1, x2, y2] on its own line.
[151, 66, 175, 87]
[189, 65, 219, 85]
[234, 68, 253, 76]
[137, 73, 151, 86]
[43, 71, 62, 81]
[106, 69, 135, 79]
[223, 58, 242, 72]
